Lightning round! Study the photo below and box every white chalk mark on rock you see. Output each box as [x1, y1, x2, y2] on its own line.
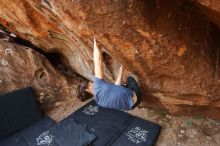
[5, 48, 13, 56]
[10, 33, 16, 37]
[1, 59, 9, 66]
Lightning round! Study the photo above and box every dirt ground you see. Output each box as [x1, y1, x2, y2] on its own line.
[46, 96, 220, 146]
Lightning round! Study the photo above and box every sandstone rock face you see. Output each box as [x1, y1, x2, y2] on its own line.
[0, 0, 219, 119]
[196, 0, 220, 29]
[0, 38, 75, 114]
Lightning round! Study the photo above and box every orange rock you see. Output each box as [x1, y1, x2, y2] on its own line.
[177, 46, 187, 57]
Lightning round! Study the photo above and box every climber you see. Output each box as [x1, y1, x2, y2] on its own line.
[76, 39, 142, 110]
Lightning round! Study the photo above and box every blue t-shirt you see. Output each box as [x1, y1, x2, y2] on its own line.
[93, 76, 133, 110]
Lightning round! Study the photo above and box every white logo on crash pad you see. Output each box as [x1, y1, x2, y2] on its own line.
[82, 105, 99, 115]
[125, 127, 148, 144]
[36, 130, 54, 145]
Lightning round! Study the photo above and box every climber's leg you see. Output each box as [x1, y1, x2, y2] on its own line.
[93, 39, 103, 79]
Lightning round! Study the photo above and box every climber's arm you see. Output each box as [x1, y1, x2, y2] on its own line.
[115, 65, 123, 85]
[93, 38, 103, 79]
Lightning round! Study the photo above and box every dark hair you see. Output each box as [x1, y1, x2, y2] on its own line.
[76, 81, 93, 101]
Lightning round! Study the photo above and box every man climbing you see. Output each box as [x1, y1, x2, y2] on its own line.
[77, 39, 142, 110]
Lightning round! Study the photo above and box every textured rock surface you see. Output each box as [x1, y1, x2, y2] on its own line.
[0, 0, 219, 119]
[0, 38, 76, 114]
[196, 0, 220, 29]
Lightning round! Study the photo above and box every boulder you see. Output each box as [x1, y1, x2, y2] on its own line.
[0, 38, 75, 116]
[0, 0, 219, 119]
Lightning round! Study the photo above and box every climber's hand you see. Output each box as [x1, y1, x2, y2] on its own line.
[94, 38, 100, 52]
[93, 38, 101, 62]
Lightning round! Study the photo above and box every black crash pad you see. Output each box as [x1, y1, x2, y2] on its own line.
[0, 133, 27, 146]
[0, 117, 57, 146]
[0, 87, 43, 139]
[0, 104, 10, 139]
[71, 100, 161, 146]
[0, 117, 96, 146]
[111, 117, 161, 146]
[71, 100, 132, 146]
[21, 116, 57, 146]
[49, 117, 96, 146]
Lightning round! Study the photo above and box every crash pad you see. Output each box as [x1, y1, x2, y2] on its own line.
[49, 117, 96, 146]
[0, 133, 27, 146]
[0, 87, 42, 139]
[71, 100, 161, 146]
[0, 117, 57, 146]
[21, 116, 57, 146]
[71, 100, 132, 146]
[111, 117, 161, 146]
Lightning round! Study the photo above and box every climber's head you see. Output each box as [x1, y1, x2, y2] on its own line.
[76, 81, 93, 101]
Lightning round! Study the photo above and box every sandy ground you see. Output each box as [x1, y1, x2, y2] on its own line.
[47, 96, 220, 146]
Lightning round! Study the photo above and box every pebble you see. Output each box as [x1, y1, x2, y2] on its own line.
[55, 102, 61, 107]
[180, 130, 185, 134]
[122, 21, 127, 25]
[165, 114, 172, 119]
[206, 136, 212, 140]
[39, 95, 44, 100]
[178, 134, 183, 138]
[189, 129, 197, 138]
[189, 134, 195, 138]
[40, 92, 45, 96]
[192, 129, 198, 135]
